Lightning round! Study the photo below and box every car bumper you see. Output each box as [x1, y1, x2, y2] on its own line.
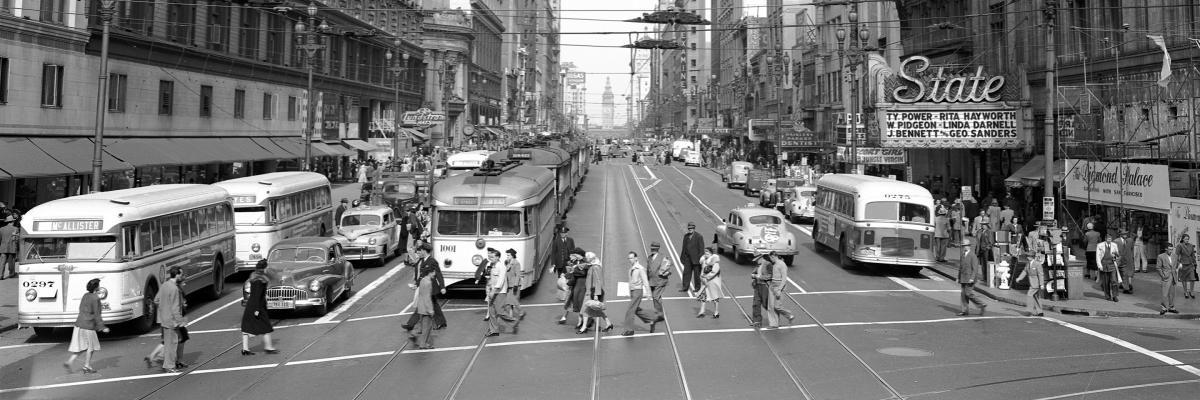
[343, 245, 386, 261]
[235, 256, 265, 272]
[849, 255, 934, 267]
[20, 309, 135, 328]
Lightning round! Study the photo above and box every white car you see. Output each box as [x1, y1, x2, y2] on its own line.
[714, 204, 799, 265]
[334, 205, 402, 266]
[683, 149, 702, 166]
[785, 185, 818, 223]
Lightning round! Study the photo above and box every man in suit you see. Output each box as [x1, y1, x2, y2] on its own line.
[0, 216, 19, 279]
[1157, 243, 1180, 314]
[155, 267, 188, 373]
[553, 226, 575, 276]
[679, 222, 705, 293]
[404, 244, 445, 330]
[933, 208, 950, 263]
[1097, 232, 1121, 302]
[957, 238, 987, 316]
[750, 254, 776, 327]
[1116, 230, 1135, 294]
[646, 242, 670, 314]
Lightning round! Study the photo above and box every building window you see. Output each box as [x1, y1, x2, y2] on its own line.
[0, 57, 8, 104]
[691, 59, 696, 68]
[239, 8, 261, 58]
[158, 80, 174, 115]
[265, 13, 286, 64]
[262, 93, 274, 120]
[234, 89, 245, 119]
[200, 85, 213, 117]
[207, 3, 231, 52]
[108, 74, 127, 112]
[39, 0, 67, 24]
[287, 96, 297, 121]
[116, 0, 155, 35]
[41, 64, 65, 108]
[166, 0, 196, 45]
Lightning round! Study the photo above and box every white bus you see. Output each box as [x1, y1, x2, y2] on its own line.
[18, 185, 236, 336]
[445, 150, 495, 177]
[431, 162, 557, 291]
[672, 140, 694, 160]
[213, 172, 334, 272]
[811, 174, 936, 273]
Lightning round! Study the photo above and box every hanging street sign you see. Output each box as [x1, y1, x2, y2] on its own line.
[401, 108, 446, 126]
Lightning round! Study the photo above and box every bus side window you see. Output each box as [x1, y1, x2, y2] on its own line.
[138, 221, 153, 256]
[123, 226, 138, 258]
[150, 220, 163, 251]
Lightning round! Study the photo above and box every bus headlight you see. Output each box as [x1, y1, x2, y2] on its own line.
[308, 280, 322, 292]
[25, 289, 36, 302]
[368, 237, 378, 245]
[251, 243, 261, 253]
[472, 254, 484, 266]
[96, 287, 108, 300]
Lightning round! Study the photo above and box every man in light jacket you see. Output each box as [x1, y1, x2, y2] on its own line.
[1157, 243, 1180, 314]
[155, 267, 188, 373]
[622, 251, 659, 336]
[646, 242, 670, 313]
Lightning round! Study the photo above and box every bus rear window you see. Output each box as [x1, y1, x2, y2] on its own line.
[23, 236, 119, 262]
[437, 211, 478, 235]
[864, 201, 930, 223]
[480, 211, 522, 236]
[748, 215, 781, 225]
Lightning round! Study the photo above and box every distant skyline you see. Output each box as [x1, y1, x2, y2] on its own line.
[560, 0, 657, 122]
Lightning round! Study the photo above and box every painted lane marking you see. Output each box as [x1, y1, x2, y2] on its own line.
[0, 372, 179, 395]
[0, 343, 56, 351]
[186, 297, 241, 327]
[1031, 379, 1200, 400]
[190, 364, 279, 375]
[403, 345, 478, 354]
[642, 165, 658, 181]
[489, 337, 593, 348]
[888, 276, 923, 292]
[1042, 317, 1200, 377]
[285, 351, 395, 366]
[671, 166, 722, 221]
[642, 179, 662, 192]
[315, 261, 409, 323]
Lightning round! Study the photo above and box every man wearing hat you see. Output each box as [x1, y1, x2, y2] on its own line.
[1097, 232, 1121, 302]
[749, 253, 777, 327]
[1116, 229, 1135, 294]
[679, 222, 705, 293]
[0, 215, 18, 279]
[646, 242, 670, 314]
[335, 198, 349, 227]
[957, 238, 987, 316]
[553, 226, 576, 276]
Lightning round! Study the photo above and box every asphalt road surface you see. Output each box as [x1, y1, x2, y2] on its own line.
[1, 164, 1199, 400]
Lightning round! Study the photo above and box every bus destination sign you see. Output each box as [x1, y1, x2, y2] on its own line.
[231, 195, 258, 204]
[35, 219, 103, 232]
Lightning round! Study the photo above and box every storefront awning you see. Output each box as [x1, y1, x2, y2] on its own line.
[400, 128, 429, 142]
[265, 138, 307, 157]
[205, 138, 287, 161]
[342, 139, 378, 152]
[1005, 156, 1065, 188]
[105, 139, 194, 166]
[30, 137, 133, 173]
[309, 142, 355, 157]
[0, 137, 75, 178]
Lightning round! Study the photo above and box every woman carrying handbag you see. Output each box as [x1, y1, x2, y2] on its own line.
[241, 260, 278, 355]
[580, 252, 614, 334]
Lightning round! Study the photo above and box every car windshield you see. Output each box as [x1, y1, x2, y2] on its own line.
[23, 236, 119, 262]
[383, 182, 417, 195]
[342, 214, 382, 226]
[268, 247, 327, 263]
[747, 215, 781, 225]
[864, 201, 931, 223]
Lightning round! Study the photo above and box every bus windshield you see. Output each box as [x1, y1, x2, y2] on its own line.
[481, 211, 521, 236]
[383, 182, 417, 196]
[23, 236, 119, 262]
[436, 210, 522, 236]
[234, 206, 268, 225]
[342, 214, 382, 226]
[268, 247, 326, 263]
[864, 201, 931, 223]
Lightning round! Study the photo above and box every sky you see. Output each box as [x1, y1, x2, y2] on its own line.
[560, 0, 659, 120]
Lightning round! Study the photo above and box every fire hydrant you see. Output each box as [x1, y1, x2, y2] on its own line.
[996, 258, 1011, 289]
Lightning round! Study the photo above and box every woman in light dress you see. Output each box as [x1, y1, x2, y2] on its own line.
[64, 278, 109, 374]
[697, 247, 724, 318]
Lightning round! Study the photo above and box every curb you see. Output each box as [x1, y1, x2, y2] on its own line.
[923, 263, 1200, 320]
[0, 322, 17, 335]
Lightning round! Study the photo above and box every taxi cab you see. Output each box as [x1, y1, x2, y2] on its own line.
[724, 161, 752, 188]
[714, 204, 798, 265]
[759, 178, 805, 210]
[784, 185, 818, 223]
[334, 205, 402, 266]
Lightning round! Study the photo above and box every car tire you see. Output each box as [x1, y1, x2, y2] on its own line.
[732, 246, 747, 264]
[315, 288, 330, 316]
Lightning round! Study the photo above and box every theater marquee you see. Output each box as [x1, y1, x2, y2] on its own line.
[875, 56, 1031, 149]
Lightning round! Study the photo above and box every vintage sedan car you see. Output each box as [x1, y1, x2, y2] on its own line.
[334, 205, 402, 266]
[759, 178, 805, 210]
[714, 205, 799, 265]
[784, 185, 818, 223]
[248, 237, 354, 316]
[724, 161, 752, 187]
[378, 176, 419, 211]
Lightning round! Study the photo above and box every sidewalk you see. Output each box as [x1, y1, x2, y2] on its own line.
[925, 245, 1200, 319]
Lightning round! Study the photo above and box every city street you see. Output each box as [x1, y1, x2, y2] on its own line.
[1, 162, 1198, 400]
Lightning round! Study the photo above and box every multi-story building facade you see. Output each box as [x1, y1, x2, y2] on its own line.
[0, 0, 425, 209]
[601, 78, 615, 129]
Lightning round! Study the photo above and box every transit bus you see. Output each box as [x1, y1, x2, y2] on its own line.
[213, 172, 334, 272]
[811, 174, 935, 273]
[18, 185, 236, 336]
[445, 150, 495, 177]
[430, 162, 557, 291]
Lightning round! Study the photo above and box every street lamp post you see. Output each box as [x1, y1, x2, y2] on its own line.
[386, 41, 409, 165]
[767, 53, 786, 176]
[835, 5, 875, 175]
[90, 0, 117, 192]
[296, 2, 328, 171]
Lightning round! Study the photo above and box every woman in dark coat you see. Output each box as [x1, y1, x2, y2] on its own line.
[568, 248, 591, 330]
[241, 259, 278, 355]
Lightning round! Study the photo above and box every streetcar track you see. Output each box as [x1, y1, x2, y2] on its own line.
[350, 298, 448, 400]
[667, 166, 907, 400]
[637, 164, 813, 400]
[588, 164, 610, 400]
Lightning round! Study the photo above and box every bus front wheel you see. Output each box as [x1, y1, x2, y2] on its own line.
[130, 283, 159, 333]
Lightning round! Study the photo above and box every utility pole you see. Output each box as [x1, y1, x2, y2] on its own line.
[1043, 1, 1057, 222]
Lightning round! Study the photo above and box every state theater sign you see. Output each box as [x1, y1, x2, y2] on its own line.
[874, 56, 1032, 149]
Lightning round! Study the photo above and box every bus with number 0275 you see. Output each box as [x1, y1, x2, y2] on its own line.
[212, 172, 334, 272]
[17, 185, 236, 337]
[811, 174, 936, 274]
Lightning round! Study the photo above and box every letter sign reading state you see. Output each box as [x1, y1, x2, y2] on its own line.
[892, 56, 1005, 104]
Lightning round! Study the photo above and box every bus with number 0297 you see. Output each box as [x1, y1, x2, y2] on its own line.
[811, 174, 936, 274]
[17, 185, 236, 336]
[212, 172, 334, 272]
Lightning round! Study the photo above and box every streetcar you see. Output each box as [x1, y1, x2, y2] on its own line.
[487, 146, 575, 218]
[213, 172, 334, 272]
[18, 185, 236, 336]
[430, 162, 557, 291]
[811, 174, 935, 273]
[446, 150, 495, 177]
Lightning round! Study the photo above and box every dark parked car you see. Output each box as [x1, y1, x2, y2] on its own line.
[247, 237, 354, 316]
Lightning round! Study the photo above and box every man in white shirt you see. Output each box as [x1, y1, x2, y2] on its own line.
[622, 252, 659, 336]
[1096, 232, 1121, 302]
[485, 248, 517, 336]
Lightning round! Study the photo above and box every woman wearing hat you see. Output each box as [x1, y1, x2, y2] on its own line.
[581, 251, 614, 334]
[64, 278, 109, 373]
[558, 250, 585, 325]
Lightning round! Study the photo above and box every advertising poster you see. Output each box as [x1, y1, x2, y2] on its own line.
[1169, 197, 1200, 244]
[1064, 159, 1170, 212]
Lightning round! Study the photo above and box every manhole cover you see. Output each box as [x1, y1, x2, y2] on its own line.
[864, 328, 915, 336]
[877, 347, 933, 357]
